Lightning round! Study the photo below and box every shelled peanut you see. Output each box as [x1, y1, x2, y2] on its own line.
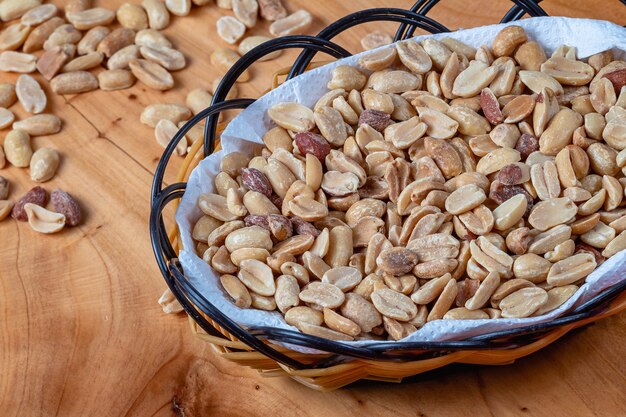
[191, 25, 626, 340]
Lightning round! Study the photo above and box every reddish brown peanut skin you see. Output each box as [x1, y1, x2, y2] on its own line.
[295, 132, 331, 162]
[244, 214, 270, 229]
[515, 133, 539, 160]
[497, 164, 524, 185]
[241, 168, 273, 197]
[604, 68, 626, 92]
[489, 181, 533, 216]
[291, 216, 320, 237]
[480, 88, 502, 125]
[358, 109, 391, 132]
[12, 186, 48, 221]
[51, 189, 82, 226]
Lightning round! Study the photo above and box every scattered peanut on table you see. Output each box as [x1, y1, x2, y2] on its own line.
[0, 0, 314, 241]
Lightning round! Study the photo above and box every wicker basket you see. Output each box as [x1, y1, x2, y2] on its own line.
[150, 1, 626, 391]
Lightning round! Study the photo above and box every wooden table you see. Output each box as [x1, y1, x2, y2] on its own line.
[1, 1, 625, 416]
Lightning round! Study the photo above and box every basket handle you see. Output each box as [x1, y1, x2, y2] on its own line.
[501, 0, 548, 22]
[394, 1, 447, 41]
[288, 8, 450, 80]
[399, 0, 548, 40]
[150, 183, 186, 261]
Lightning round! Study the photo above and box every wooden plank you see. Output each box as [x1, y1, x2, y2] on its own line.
[1, 1, 625, 417]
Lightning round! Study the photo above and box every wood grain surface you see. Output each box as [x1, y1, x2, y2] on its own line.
[1, 1, 625, 416]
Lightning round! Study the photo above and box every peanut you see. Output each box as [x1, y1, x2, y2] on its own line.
[143, 0, 170, 30]
[4, 129, 32, 168]
[29, 147, 60, 182]
[129, 59, 174, 90]
[269, 10, 312, 37]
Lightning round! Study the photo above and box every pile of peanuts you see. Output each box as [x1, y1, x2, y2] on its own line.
[191, 25, 626, 341]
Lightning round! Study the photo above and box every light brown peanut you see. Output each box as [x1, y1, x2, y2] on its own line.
[117, 3, 148, 30]
[220, 274, 252, 308]
[533, 285, 578, 316]
[427, 279, 458, 321]
[0, 83, 17, 108]
[0, 51, 37, 73]
[445, 184, 486, 215]
[129, 59, 174, 90]
[547, 253, 596, 286]
[0, 106, 12, 127]
[299, 282, 345, 309]
[141, 103, 191, 128]
[528, 197, 577, 231]
[4, 129, 32, 168]
[107, 45, 140, 70]
[140, 45, 186, 71]
[66, 8, 115, 30]
[603, 231, 626, 258]
[98, 69, 136, 91]
[492, 25, 527, 57]
[340, 293, 382, 333]
[232, 0, 257, 28]
[274, 275, 300, 313]
[322, 266, 362, 292]
[166, 0, 192, 16]
[268, 102, 315, 132]
[538, 108, 583, 155]
[216, 16, 245, 44]
[371, 288, 417, 321]
[238, 259, 275, 296]
[29, 147, 59, 182]
[323, 308, 361, 337]
[143, 0, 170, 30]
[24, 203, 66, 234]
[493, 194, 527, 231]
[51, 71, 98, 95]
[258, 0, 287, 20]
[16, 75, 46, 114]
[269, 10, 313, 37]
[500, 287, 548, 318]
[465, 271, 500, 310]
[62, 52, 104, 73]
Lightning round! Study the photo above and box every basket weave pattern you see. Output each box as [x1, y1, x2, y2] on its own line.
[150, 0, 626, 390]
